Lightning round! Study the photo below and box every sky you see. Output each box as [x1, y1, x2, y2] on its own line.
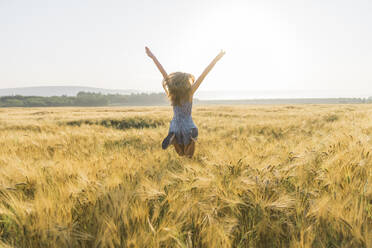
[1, 0, 371, 94]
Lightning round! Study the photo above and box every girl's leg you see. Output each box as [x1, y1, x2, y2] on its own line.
[191, 128, 198, 141]
[162, 132, 175, 150]
[173, 143, 185, 156]
[184, 141, 195, 158]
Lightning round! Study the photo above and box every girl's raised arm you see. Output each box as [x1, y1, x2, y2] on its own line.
[191, 50, 225, 95]
[145, 47, 169, 96]
[145, 47, 168, 79]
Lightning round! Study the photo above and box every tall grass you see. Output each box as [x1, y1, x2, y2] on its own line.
[0, 105, 371, 247]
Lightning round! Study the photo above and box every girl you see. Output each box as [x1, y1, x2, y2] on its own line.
[145, 46, 225, 158]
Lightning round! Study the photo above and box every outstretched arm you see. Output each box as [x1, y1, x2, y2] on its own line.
[145, 46, 168, 79]
[145, 47, 169, 96]
[191, 50, 225, 95]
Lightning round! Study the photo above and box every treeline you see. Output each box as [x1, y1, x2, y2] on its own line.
[1, 92, 372, 107]
[201, 97, 372, 105]
[0, 92, 168, 107]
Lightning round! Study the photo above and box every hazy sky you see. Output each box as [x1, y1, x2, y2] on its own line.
[1, 0, 371, 92]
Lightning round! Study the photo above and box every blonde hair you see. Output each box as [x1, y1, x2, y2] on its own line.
[164, 72, 195, 106]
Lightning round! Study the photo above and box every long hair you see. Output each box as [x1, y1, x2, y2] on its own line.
[163, 72, 194, 106]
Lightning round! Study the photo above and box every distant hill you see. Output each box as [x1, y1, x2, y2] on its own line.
[1, 86, 371, 101]
[0, 86, 139, 97]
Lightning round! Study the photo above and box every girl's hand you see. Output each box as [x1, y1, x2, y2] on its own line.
[215, 50, 226, 60]
[145, 46, 154, 59]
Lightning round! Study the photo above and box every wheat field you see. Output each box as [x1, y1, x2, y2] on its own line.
[0, 105, 371, 247]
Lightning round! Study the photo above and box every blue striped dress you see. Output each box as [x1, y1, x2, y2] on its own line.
[169, 101, 198, 145]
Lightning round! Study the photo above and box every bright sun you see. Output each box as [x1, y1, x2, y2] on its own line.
[184, 4, 303, 91]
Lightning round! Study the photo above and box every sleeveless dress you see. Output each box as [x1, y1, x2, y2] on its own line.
[168, 101, 198, 145]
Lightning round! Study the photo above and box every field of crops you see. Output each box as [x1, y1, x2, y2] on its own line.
[0, 105, 371, 247]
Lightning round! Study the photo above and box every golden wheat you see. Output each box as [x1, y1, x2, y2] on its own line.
[0, 105, 371, 247]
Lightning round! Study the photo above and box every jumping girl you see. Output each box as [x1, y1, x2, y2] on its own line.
[145, 47, 225, 158]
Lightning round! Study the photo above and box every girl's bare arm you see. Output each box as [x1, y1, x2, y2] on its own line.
[161, 80, 169, 97]
[145, 47, 169, 96]
[191, 50, 225, 94]
[145, 47, 168, 79]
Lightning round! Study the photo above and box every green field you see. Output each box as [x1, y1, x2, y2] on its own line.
[0, 105, 371, 247]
